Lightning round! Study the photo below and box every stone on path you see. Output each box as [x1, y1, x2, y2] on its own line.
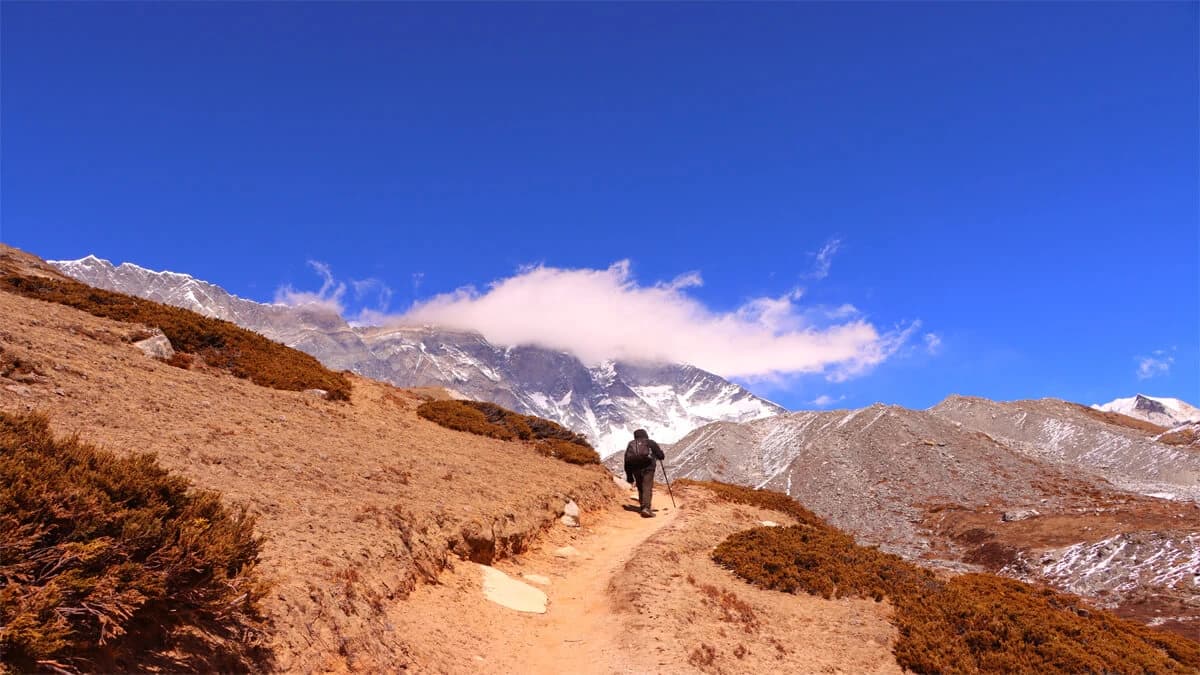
[479, 564, 547, 614]
[561, 499, 580, 527]
[553, 545, 580, 558]
[523, 573, 551, 586]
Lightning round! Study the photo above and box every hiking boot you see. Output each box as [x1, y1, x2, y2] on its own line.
[640, 509, 655, 518]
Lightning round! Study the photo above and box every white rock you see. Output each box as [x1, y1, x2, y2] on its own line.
[553, 545, 580, 558]
[560, 514, 580, 528]
[134, 330, 175, 360]
[761, 520, 779, 527]
[303, 388, 328, 399]
[563, 500, 580, 518]
[479, 564, 547, 614]
[522, 574, 551, 586]
[1002, 509, 1041, 522]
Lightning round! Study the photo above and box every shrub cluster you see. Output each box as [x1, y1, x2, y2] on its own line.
[0, 411, 270, 673]
[535, 439, 600, 466]
[0, 273, 351, 401]
[696, 480, 1200, 674]
[416, 399, 596, 461]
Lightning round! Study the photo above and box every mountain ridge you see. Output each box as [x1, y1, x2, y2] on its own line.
[49, 254, 785, 454]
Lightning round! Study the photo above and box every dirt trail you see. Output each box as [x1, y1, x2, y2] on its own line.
[513, 496, 681, 674]
[393, 490, 682, 673]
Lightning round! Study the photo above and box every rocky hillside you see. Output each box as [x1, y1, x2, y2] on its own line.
[659, 402, 1200, 637]
[50, 255, 783, 454]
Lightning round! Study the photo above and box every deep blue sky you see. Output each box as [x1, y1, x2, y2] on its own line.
[3, 2, 1197, 410]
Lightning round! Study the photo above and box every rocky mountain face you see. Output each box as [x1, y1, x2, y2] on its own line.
[657, 397, 1200, 635]
[1094, 394, 1200, 428]
[49, 255, 784, 454]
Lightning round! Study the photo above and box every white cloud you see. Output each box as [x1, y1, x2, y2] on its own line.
[351, 278, 393, 312]
[811, 394, 846, 407]
[386, 261, 918, 380]
[806, 238, 842, 280]
[274, 261, 346, 313]
[924, 332, 942, 354]
[1136, 349, 1174, 380]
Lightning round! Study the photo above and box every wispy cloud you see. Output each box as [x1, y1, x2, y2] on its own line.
[274, 261, 347, 313]
[384, 260, 918, 381]
[924, 332, 943, 355]
[806, 238, 842, 280]
[811, 394, 846, 407]
[1136, 349, 1174, 380]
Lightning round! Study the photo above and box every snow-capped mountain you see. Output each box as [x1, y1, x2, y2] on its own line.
[1093, 394, 1200, 428]
[50, 255, 784, 454]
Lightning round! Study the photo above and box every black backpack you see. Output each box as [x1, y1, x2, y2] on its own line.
[626, 437, 653, 467]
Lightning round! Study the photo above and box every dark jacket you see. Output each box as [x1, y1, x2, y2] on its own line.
[624, 428, 664, 481]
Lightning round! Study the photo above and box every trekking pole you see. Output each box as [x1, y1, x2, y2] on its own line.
[659, 461, 678, 509]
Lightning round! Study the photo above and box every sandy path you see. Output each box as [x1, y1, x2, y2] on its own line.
[510, 496, 680, 674]
[394, 489, 681, 674]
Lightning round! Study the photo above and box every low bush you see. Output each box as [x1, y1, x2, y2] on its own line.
[0, 273, 351, 401]
[416, 400, 597, 466]
[696, 480, 1200, 674]
[0, 411, 270, 673]
[535, 439, 600, 465]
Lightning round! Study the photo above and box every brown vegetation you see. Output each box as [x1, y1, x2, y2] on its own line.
[416, 400, 598, 464]
[696, 480, 1200, 674]
[1074, 403, 1169, 435]
[0, 411, 269, 673]
[1158, 425, 1200, 447]
[0, 273, 351, 400]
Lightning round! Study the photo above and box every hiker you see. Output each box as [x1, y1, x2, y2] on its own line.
[624, 428, 665, 518]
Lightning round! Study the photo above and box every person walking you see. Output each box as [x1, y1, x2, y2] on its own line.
[624, 429, 665, 518]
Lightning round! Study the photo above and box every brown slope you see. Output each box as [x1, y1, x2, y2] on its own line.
[0, 286, 618, 671]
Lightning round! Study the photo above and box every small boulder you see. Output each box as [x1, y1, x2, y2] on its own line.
[560, 514, 579, 528]
[134, 330, 175, 360]
[553, 545, 580, 558]
[760, 520, 780, 528]
[303, 388, 329, 399]
[1002, 509, 1040, 522]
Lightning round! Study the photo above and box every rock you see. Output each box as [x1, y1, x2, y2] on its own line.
[613, 474, 632, 489]
[1002, 509, 1041, 522]
[303, 389, 329, 399]
[560, 514, 579, 528]
[522, 573, 551, 586]
[563, 500, 579, 518]
[553, 545, 580, 558]
[479, 564, 547, 614]
[133, 330, 174, 360]
[761, 520, 780, 527]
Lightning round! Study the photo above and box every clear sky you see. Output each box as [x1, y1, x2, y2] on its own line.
[2, 2, 1197, 411]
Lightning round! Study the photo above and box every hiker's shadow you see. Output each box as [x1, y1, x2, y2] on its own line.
[621, 504, 642, 512]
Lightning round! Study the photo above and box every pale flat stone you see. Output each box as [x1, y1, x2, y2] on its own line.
[761, 520, 780, 527]
[563, 500, 580, 518]
[553, 545, 580, 558]
[522, 574, 551, 586]
[479, 564, 547, 614]
[560, 514, 580, 528]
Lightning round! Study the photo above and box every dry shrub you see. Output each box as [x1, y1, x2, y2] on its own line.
[697, 480, 1200, 674]
[0, 273, 351, 401]
[1157, 425, 1200, 448]
[165, 352, 194, 370]
[0, 411, 270, 673]
[535, 439, 600, 465]
[0, 346, 41, 379]
[416, 400, 597, 465]
[1073, 404, 1168, 435]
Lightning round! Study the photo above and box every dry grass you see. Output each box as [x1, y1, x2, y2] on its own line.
[1157, 425, 1200, 448]
[0, 273, 351, 400]
[694, 480, 1200, 674]
[417, 400, 598, 465]
[1073, 404, 1169, 435]
[0, 411, 270, 673]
